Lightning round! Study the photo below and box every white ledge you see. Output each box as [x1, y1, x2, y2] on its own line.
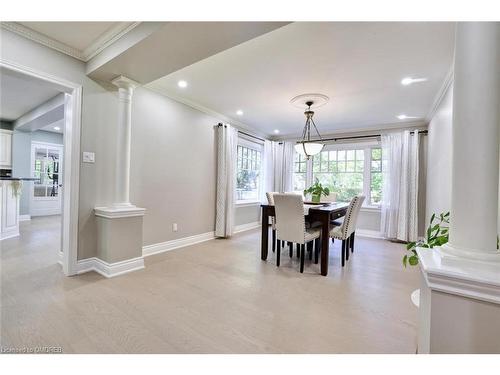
[94, 206, 146, 219]
[417, 246, 500, 304]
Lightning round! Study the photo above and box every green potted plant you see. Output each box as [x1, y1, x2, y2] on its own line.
[403, 212, 450, 267]
[303, 178, 330, 203]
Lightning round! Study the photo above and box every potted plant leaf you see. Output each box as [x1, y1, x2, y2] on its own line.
[403, 212, 450, 267]
[303, 178, 330, 203]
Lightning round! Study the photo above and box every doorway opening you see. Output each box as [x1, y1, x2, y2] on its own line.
[0, 60, 81, 276]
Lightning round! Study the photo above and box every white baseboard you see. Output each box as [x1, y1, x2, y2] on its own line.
[76, 256, 144, 278]
[142, 231, 215, 257]
[356, 229, 384, 239]
[234, 221, 260, 234]
[19, 215, 31, 221]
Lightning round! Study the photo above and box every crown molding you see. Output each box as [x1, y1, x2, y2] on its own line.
[425, 66, 454, 122]
[1, 22, 140, 62]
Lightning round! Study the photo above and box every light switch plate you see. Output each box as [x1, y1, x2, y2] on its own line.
[82, 151, 95, 163]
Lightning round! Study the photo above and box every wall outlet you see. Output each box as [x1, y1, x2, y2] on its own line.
[172, 223, 178, 232]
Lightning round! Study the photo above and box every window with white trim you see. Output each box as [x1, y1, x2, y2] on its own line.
[236, 138, 263, 203]
[296, 143, 383, 207]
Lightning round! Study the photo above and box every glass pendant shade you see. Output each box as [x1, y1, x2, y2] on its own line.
[295, 142, 324, 157]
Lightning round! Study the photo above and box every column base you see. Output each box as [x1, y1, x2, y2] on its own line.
[439, 242, 500, 263]
[416, 246, 500, 353]
[93, 205, 146, 277]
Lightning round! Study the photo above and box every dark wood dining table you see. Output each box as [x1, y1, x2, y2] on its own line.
[260, 202, 349, 276]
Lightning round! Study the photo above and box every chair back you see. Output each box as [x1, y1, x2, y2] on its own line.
[341, 195, 365, 238]
[266, 191, 278, 205]
[273, 193, 306, 244]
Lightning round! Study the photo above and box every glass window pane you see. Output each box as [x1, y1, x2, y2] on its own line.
[356, 149, 364, 160]
[346, 150, 355, 160]
[355, 161, 364, 172]
[346, 161, 355, 172]
[337, 150, 346, 161]
[371, 160, 381, 172]
[372, 148, 381, 160]
[338, 161, 346, 172]
[329, 151, 336, 161]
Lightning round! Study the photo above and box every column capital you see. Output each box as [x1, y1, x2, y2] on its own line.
[111, 75, 139, 91]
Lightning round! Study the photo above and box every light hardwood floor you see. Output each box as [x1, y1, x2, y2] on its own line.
[1, 216, 420, 353]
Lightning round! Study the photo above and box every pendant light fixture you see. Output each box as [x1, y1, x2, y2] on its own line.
[294, 100, 325, 159]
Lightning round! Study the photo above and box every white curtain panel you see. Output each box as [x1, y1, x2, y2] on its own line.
[380, 130, 420, 242]
[261, 140, 274, 203]
[215, 124, 238, 238]
[272, 141, 294, 192]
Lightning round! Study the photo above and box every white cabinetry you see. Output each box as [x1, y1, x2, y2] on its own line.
[0, 130, 13, 168]
[0, 180, 20, 240]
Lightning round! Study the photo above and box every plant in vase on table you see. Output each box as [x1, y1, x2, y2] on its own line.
[303, 178, 330, 203]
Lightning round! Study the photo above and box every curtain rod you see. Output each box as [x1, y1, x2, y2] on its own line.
[216, 123, 267, 143]
[294, 129, 428, 144]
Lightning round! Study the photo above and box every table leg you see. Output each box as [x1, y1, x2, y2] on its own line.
[261, 206, 269, 261]
[320, 214, 330, 276]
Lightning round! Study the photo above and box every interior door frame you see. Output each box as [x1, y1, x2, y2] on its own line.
[30, 141, 64, 216]
[0, 59, 82, 276]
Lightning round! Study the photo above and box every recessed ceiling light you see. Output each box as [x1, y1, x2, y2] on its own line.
[236, 110, 243, 116]
[397, 114, 418, 120]
[401, 77, 428, 86]
[177, 80, 188, 88]
[53, 126, 61, 131]
[273, 129, 280, 134]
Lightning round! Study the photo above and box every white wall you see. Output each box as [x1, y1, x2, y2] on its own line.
[426, 84, 453, 224]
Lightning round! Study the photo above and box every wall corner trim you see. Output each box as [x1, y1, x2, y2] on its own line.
[76, 256, 144, 278]
[356, 229, 384, 239]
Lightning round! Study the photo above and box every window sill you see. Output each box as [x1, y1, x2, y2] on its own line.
[236, 200, 262, 208]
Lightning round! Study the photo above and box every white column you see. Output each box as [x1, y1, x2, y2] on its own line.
[111, 75, 137, 208]
[443, 22, 500, 260]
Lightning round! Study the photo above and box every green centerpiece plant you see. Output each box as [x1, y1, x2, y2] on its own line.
[304, 178, 330, 203]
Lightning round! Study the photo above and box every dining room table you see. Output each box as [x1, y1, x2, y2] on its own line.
[260, 201, 349, 276]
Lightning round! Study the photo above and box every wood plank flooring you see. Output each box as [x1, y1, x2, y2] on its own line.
[1, 216, 420, 353]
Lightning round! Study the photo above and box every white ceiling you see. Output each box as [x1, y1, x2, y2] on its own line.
[148, 22, 456, 137]
[0, 67, 62, 121]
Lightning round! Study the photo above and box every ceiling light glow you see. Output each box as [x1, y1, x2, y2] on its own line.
[53, 126, 61, 131]
[177, 80, 188, 88]
[236, 110, 243, 116]
[273, 129, 280, 134]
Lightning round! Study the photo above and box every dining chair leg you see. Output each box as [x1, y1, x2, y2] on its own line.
[345, 237, 350, 261]
[350, 232, 355, 253]
[296, 243, 300, 258]
[276, 241, 281, 267]
[314, 237, 320, 264]
[300, 244, 305, 273]
[331, 238, 335, 244]
[288, 242, 293, 258]
[341, 240, 346, 267]
[307, 241, 313, 260]
[272, 229, 276, 253]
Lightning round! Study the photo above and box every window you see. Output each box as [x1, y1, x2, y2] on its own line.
[370, 148, 382, 205]
[299, 144, 382, 207]
[236, 140, 262, 203]
[293, 152, 307, 191]
[312, 149, 364, 203]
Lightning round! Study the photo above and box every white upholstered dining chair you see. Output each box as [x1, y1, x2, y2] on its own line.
[329, 195, 365, 267]
[273, 194, 321, 273]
